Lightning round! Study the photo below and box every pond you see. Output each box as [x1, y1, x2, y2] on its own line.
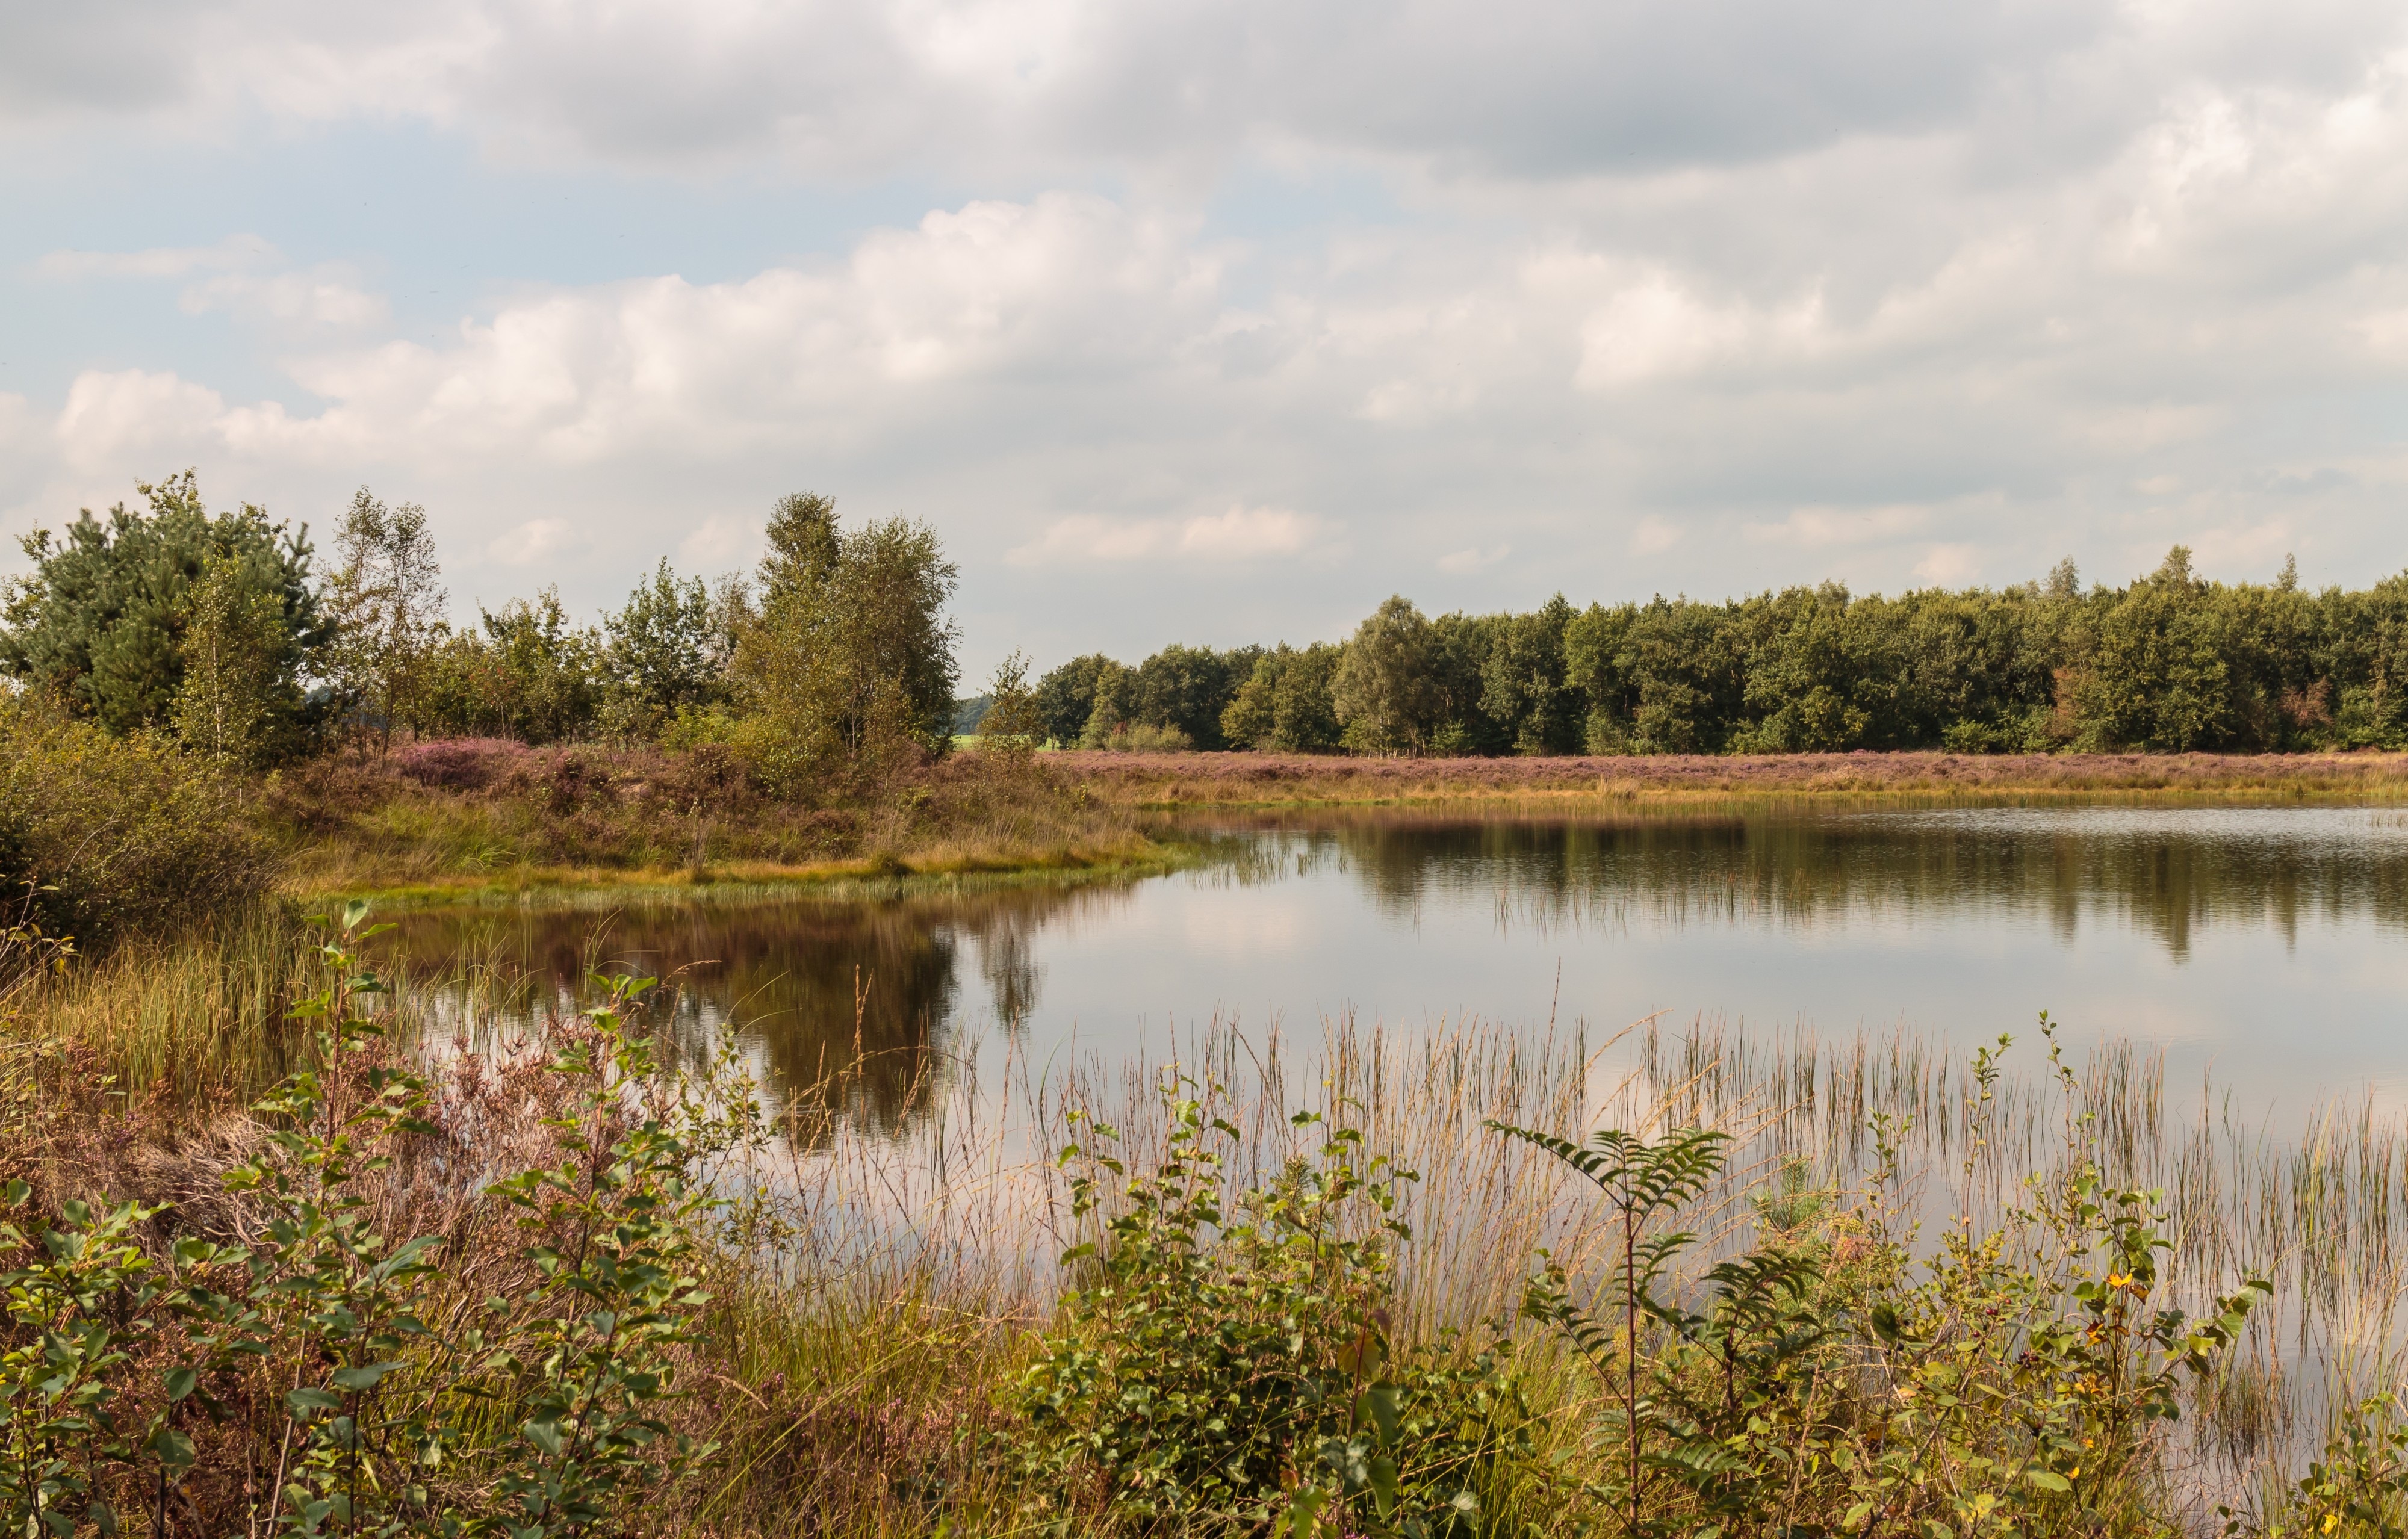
[387, 799, 2408, 1132]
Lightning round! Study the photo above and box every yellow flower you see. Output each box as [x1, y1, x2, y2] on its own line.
[2325, 1514, 2339, 1534]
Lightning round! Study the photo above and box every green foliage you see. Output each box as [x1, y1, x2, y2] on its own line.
[1492, 1019, 2272, 1538]
[976, 651, 1044, 754]
[1126, 643, 1259, 751]
[2076, 547, 2242, 751]
[0, 696, 274, 949]
[2232, 1396, 2408, 1537]
[1481, 1121, 1733, 1537]
[1283, 545, 2408, 758]
[1078, 661, 1135, 748]
[0, 897, 745, 1536]
[0, 1183, 195, 1539]
[174, 550, 296, 767]
[1033, 654, 1119, 746]
[217, 905, 459, 1535]
[481, 971, 723, 1534]
[1480, 596, 1581, 756]
[600, 561, 743, 739]
[2, 471, 331, 748]
[1067, 645, 1258, 751]
[325, 489, 447, 753]
[1223, 643, 1348, 753]
[731, 492, 960, 787]
[402, 591, 609, 745]
[479, 590, 606, 745]
[1016, 1076, 1531, 1534]
[1332, 598, 1441, 754]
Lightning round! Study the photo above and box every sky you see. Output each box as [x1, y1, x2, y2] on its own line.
[5, 0, 2407, 678]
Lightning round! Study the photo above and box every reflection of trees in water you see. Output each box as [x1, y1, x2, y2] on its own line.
[387, 884, 1131, 1132]
[1249, 809, 2408, 959]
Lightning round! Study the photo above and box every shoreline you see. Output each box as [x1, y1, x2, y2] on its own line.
[1056, 746, 2408, 807]
[279, 840, 1200, 911]
[279, 749, 2408, 909]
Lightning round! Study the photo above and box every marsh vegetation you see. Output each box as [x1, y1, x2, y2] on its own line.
[9, 891, 2408, 1537]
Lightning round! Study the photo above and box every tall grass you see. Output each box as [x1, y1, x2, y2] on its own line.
[13, 910, 2408, 1532]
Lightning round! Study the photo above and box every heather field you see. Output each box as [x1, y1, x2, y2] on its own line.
[1055, 746, 2408, 807]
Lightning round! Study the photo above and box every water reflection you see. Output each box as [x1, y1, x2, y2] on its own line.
[386, 803, 2408, 1129]
[390, 884, 1133, 1127]
[1250, 805, 2408, 957]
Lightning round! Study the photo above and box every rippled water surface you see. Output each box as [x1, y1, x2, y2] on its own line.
[389, 801, 2408, 1127]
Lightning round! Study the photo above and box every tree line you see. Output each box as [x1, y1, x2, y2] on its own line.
[10, 473, 2406, 767]
[1, 477, 959, 788]
[1044, 549, 2408, 755]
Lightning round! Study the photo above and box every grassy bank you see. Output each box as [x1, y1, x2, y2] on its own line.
[275, 743, 2408, 905]
[260, 739, 1181, 902]
[1057, 747, 2408, 808]
[10, 906, 2408, 1537]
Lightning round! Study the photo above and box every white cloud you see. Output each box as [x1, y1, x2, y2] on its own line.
[1747, 506, 1929, 548]
[1630, 516, 1681, 555]
[1575, 276, 1767, 389]
[34, 234, 277, 280]
[1436, 545, 1509, 574]
[181, 270, 389, 330]
[0, 0, 2130, 180]
[1007, 507, 1329, 566]
[488, 518, 570, 564]
[2188, 519, 2297, 574]
[675, 515, 760, 572]
[37, 237, 388, 335]
[1913, 544, 1983, 587]
[13, 2, 2408, 660]
[54, 370, 230, 472]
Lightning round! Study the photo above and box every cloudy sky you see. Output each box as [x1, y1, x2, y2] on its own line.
[5, 0, 2407, 674]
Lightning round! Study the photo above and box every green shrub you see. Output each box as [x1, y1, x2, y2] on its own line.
[0, 902, 748, 1537]
[1491, 1023, 2274, 1539]
[0, 696, 274, 951]
[1014, 1075, 1536, 1534]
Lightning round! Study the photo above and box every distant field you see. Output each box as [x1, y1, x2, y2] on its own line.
[1049, 747, 2408, 805]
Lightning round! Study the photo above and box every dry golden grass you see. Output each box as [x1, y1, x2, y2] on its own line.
[265, 743, 1178, 902]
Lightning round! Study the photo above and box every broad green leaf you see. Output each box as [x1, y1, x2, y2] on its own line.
[1368, 1455, 1398, 1518]
[1367, 1382, 1401, 1446]
[331, 1362, 400, 1392]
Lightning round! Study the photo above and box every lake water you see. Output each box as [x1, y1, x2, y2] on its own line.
[389, 800, 2408, 1131]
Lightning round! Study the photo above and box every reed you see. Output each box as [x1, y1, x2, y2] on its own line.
[13, 909, 2408, 1535]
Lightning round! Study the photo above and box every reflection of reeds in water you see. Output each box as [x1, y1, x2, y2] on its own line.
[1642, 1016, 2408, 1478]
[759, 1002, 2408, 1504]
[28, 903, 2408, 1517]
